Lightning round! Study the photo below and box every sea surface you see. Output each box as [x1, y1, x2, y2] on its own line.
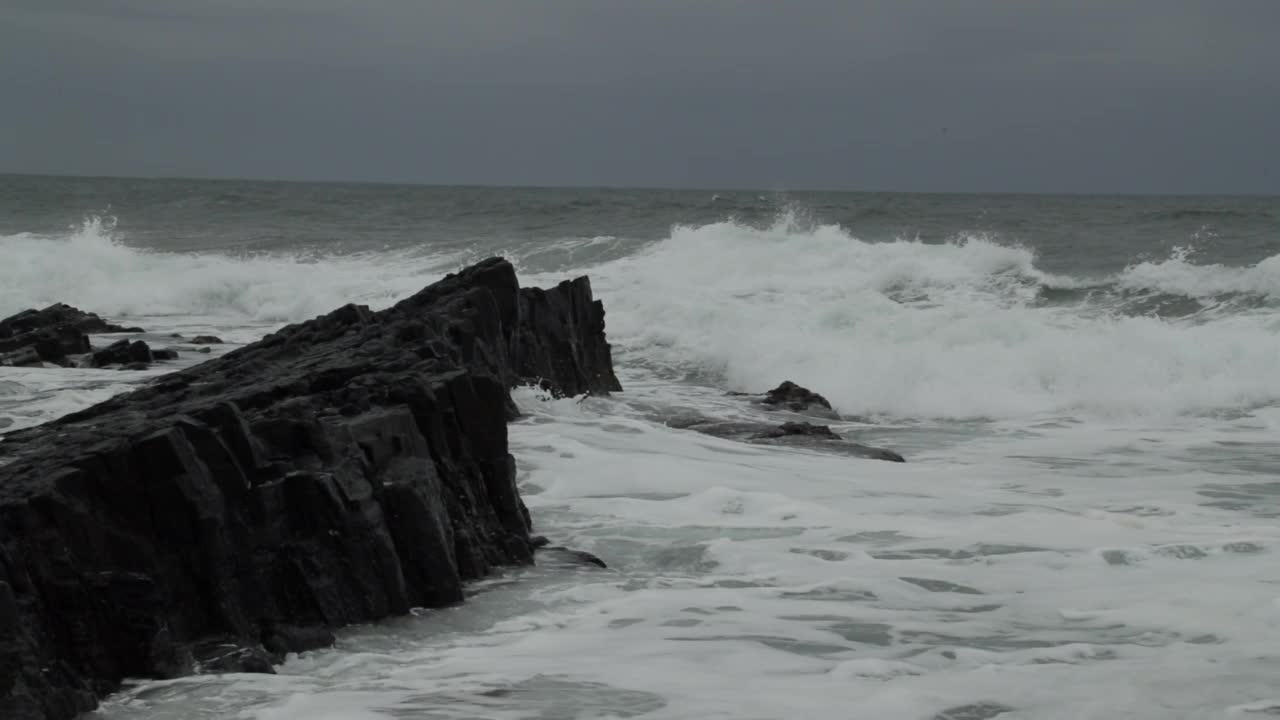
[3, 174, 1280, 719]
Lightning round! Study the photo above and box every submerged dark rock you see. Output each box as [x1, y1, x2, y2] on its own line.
[190, 336, 224, 345]
[0, 304, 144, 368]
[536, 546, 609, 569]
[750, 421, 840, 440]
[0, 258, 620, 719]
[667, 414, 905, 462]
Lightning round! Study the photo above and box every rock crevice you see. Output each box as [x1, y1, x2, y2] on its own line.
[0, 258, 621, 720]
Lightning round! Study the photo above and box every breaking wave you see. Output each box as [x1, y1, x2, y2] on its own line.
[563, 214, 1280, 420]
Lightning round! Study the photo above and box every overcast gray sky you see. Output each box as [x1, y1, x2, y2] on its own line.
[2, 1, 1277, 193]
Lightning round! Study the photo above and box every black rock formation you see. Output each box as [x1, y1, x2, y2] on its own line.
[190, 336, 224, 345]
[0, 258, 621, 719]
[0, 304, 144, 368]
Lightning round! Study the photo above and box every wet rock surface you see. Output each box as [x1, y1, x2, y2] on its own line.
[0, 258, 620, 719]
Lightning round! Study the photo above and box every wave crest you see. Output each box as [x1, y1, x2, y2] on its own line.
[1117, 245, 1280, 301]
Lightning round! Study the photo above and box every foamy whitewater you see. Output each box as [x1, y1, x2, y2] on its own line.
[3, 181, 1280, 719]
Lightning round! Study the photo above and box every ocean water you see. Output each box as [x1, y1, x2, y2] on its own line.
[3, 175, 1280, 719]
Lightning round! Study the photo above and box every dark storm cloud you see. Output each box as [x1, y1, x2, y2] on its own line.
[2, 1, 1277, 193]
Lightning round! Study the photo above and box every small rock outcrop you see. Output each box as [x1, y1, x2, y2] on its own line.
[190, 336, 223, 345]
[761, 381, 838, 419]
[718, 381, 903, 456]
[0, 304, 145, 368]
[0, 258, 620, 719]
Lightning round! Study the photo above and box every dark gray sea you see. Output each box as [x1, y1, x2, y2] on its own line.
[3, 174, 1280, 719]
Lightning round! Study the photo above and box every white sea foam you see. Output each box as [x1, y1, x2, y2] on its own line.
[89, 385, 1280, 719]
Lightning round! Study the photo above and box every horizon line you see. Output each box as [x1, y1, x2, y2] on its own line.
[1, 170, 1276, 199]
